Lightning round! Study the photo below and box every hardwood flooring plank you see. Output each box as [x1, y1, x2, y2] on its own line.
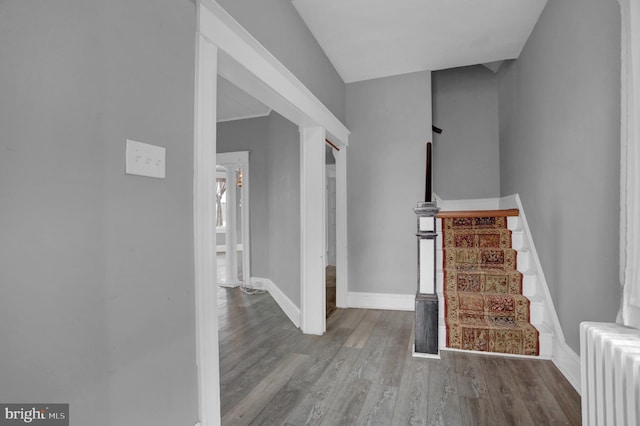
[349, 329, 387, 383]
[221, 352, 309, 426]
[344, 310, 381, 348]
[459, 396, 499, 426]
[391, 351, 429, 426]
[218, 311, 287, 360]
[356, 384, 398, 426]
[220, 311, 304, 413]
[326, 308, 352, 328]
[505, 358, 574, 425]
[284, 347, 361, 425]
[319, 377, 371, 426]
[477, 355, 536, 425]
[454, 351, 491, 399]
[218, 289, 582, 425]
[249, 328, 354, 424]
[378, 311, 413, 387]
[219, 313, 294, 373]
[217, 288, 270, 330]
[220, 327, 301, 413]
[477, 355, 520, 397]
[248, 385, 301, 426]
[218, 291, 282, 342]
[220, 347, 285, 414]
[339, 307, 368, 329]
[486, 393, 537, 426]
[344, 310, 405, 386]
[534, 360, 581, 425]
[426, 351, 463, 426]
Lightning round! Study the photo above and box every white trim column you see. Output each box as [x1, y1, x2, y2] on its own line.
[618, 0, 640, 329]
[240, 162, 251, 285]
[300, 126, 326, 335]
[193, 31, 220, 425]
[221, 167, 239, 287]
[334, 146, 348, 308]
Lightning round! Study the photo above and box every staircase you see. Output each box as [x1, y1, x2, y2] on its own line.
[436, 209, 553, 357]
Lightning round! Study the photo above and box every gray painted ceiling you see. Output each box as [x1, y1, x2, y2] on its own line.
[217, 1, 547, 120]
[217, 76, 271, 123]
[292, 0, 548, 83]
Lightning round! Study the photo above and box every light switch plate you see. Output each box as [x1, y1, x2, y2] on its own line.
[125, 139, 166, 178]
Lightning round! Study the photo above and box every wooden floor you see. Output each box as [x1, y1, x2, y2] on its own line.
[218, 287, 581, 425]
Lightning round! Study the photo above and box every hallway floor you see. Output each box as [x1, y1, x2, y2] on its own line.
[218, 287, 581, 425]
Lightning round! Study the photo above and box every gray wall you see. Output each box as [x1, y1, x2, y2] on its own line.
[433, 65, 501, 199]
[217, 0, 346, 123]
[0, 0, 198, 424]
[267, 113, 301, 304]
[218, 113, 301, 306]
[346, 71, 432, 295]
[498, 0, 621, 352]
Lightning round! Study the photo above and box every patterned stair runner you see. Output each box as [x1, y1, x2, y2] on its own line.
[442, 215, 539, 356]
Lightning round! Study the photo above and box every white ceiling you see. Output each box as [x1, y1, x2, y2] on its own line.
[291, 0, 548, 83]
[217, 76, 271, 123]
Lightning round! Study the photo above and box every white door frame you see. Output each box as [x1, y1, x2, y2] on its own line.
[194, 1, 349, 424]
[334, 147, 348, 309]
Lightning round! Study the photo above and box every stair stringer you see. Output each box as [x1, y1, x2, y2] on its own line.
[434, 193, 581, 392]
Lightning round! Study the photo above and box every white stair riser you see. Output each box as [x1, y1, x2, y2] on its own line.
[522, 274, 536, 297]
[511, 231, 525, 250]
[539, 330, 553, 357]
[517, 250, 530, 272]
[530, 300, 544, 324]
[507, 216, 519, 230]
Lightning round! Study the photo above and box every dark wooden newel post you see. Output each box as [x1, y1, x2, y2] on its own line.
[414, 142, 440, 356]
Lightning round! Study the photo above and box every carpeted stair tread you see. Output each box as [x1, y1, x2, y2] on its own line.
[446, 321, 539, 355]
[442, 216, 509, 230]
[442, 214, 539, 356]
[445, 292, 531, 322]
[443, 247, 519, 272]
[443, 228, 512, 249]
[444, 269, 522, 294]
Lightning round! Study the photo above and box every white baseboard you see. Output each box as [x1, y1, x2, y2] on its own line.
[252, 277, 301, 328]
[552, 338, 581, 394]
[347, 291, 415, 311]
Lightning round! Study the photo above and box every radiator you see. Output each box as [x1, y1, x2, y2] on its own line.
[580, 322, 640, 426]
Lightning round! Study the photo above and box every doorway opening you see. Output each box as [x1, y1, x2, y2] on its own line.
[194, 2, 350, 422]
[326, 145, 337, 317]
[215, 152, 250, 289]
